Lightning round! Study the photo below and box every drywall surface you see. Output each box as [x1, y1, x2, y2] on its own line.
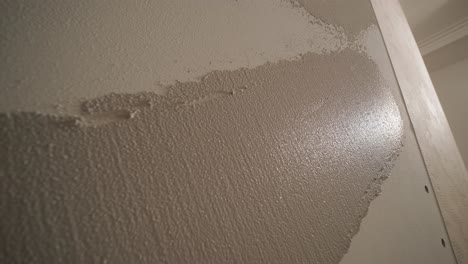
[430, 57, 468, 168]
[341, 126, 457, 264]
[0, 0, 351, 114]
[0, 0, 444, 263]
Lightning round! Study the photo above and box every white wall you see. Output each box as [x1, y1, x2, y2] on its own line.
[0, 0, 348, 114]
[399, 0, 468, 41]
[430, 58, 468, 168]
[0, 0, 456, 263]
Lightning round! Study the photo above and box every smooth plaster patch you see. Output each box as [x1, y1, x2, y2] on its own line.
[0, 50, 403, 263]
[0, 0, 351, 114]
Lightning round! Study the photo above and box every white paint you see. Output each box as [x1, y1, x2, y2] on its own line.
[399, 0, 449, 32]
[372, 0, 468, 259]
[399, 0, 468, 41]
[341, 128, 457, 264]
[342, 22, 456, 264]
[422, 35, 468, 72]
[418, 17, 468, 55]
[0, 0, 349, 114]
[430, 57, 468, 168]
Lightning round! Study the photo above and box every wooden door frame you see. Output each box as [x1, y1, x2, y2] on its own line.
[371, 0, 468, 262]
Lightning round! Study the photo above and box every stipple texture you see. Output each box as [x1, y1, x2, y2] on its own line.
[0, 50, 403, 263]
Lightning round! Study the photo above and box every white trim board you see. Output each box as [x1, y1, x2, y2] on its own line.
[418, 17, 468, 56]
[373, 0, 468, 262]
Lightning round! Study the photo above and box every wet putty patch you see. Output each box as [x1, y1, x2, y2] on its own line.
[0, 50, 403, 263]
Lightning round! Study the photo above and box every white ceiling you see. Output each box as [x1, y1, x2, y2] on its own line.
[400, 0, 449, 30]
[399, 0, 468, 41]
[399, 0, 468, 70]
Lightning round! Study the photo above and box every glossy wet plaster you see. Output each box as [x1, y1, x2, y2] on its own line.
[1, 50, 403, 263]
[2, 0, 452, 263]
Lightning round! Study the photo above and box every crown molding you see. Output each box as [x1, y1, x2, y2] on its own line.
[417, 16, 468, 56]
